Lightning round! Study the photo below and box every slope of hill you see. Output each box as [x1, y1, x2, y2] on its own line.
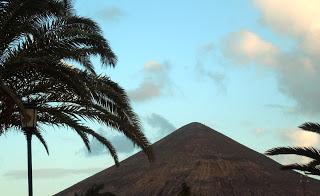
[56, 122, 320, 196]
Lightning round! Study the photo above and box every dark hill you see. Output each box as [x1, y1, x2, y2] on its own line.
[55, 122, 320, 196]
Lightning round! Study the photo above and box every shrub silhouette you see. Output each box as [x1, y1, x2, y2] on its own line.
[178, 182, 191, 196]
[74, 184, 116, 196]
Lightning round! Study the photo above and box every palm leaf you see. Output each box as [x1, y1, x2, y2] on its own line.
[33, 127, 49, 155]
[266, 146, 320, 161]
[281, 163, 320, 175]
[299, 122, 320, 135]
[0, 0, 153, 167]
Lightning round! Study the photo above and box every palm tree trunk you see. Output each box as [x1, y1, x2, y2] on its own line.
[27, 132, 33, 196]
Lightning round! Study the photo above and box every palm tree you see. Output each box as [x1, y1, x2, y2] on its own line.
[1, 0, 114, 117]
[0, 0, 71, 115]
[0, 1, 153, 195]
[1, 66, 153, 158]
[1, 0, 116, 117]
[266, 122, 320, 176]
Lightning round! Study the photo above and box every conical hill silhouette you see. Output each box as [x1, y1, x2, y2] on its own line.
[56, 122, 320, 196]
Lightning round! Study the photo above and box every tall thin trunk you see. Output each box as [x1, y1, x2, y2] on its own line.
[27, 132, 33, 196]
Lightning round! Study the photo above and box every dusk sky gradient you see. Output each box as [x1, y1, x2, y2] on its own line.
[1, 0, 320, 195]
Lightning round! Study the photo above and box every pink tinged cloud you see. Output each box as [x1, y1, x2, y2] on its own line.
[221, 30, 278, 66]
[274, 129, 320, 165]
[282, 129, 319, 147]
[221, 0, 320, 115]
[254, 128, 264, 135]
[254, 0, 320, 56]
[129, 61, 171, 102]
[129, 82, 162, 102]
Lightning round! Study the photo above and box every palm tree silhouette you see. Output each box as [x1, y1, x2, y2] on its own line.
[0, 0, 72, 132]
[0, 0, 116, 116]
[266, 122, 320, 176]
[0, 1, 153, 195]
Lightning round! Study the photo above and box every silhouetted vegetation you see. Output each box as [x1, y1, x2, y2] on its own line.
[1, 0, 153, 195]
[178, 182, 191, 196]
[0, 0, 153, 163]
[0, 0, 154, 163]
[74, 184, 116, 196]
[266, 122, 320, 176]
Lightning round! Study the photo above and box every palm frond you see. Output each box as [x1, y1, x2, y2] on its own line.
[299, 122, 320, 135]
[0, 79, 29, 121]
[33, 127, 49, 155]
[266, 146, 320, 161]
[0, 0, 153, 166]
[281, 163, 320, 175]
[52, 112, 119, 165]
[0, 0, 72, 53]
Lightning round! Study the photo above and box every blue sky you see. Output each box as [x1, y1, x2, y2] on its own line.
[2, 0, 320, 195]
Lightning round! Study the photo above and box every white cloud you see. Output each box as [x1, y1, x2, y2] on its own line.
[129, 61, 171, 102]
[221, 0, 320, 114]
[272, 128, 320, 165]
[254, 128, 264, 135]
[282, 129, 319, 147]
[254, 1, 320, 35]
[129, 82, 162, 102]
[144, 61, 162, 72]
[255, 0, 320, 56]
[273, 155, 312, 166]
[222, 30, 278, 65]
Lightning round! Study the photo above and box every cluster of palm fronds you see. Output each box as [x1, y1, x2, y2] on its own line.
[0, 0, 153, 164]
[266, 122, 320, 176]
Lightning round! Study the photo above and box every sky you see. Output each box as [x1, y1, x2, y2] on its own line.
[1, 0, 320, 195]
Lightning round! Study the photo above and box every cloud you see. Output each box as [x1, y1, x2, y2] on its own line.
[99, 7, 124, 22]
[111, 135, 137, 153]
[196, 43, 227, 93]
[129, 61, 172, 102]
[221, 30, 278, 65]
[4, 168, 101, 179]
[254, 0, 320, 55]
[264, 104, 296, 114]
[207, 72, 226, 91]
[221, 1, 320, 115]
[272, 128, 320, 165]
[128, 82, 162, 102]
[85, 133, 137, 157]
[264, 104, 286, 110]
[146, 113, 176, 135]
[83, 114, 175, 156]
[144, 61, 163, 72]
[281, 129, 320, 147]
[254, 128, 264, 135]
[198, 43, 214, 56]
[273, 155, 312, 166]
[196, 61, 227, 92]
